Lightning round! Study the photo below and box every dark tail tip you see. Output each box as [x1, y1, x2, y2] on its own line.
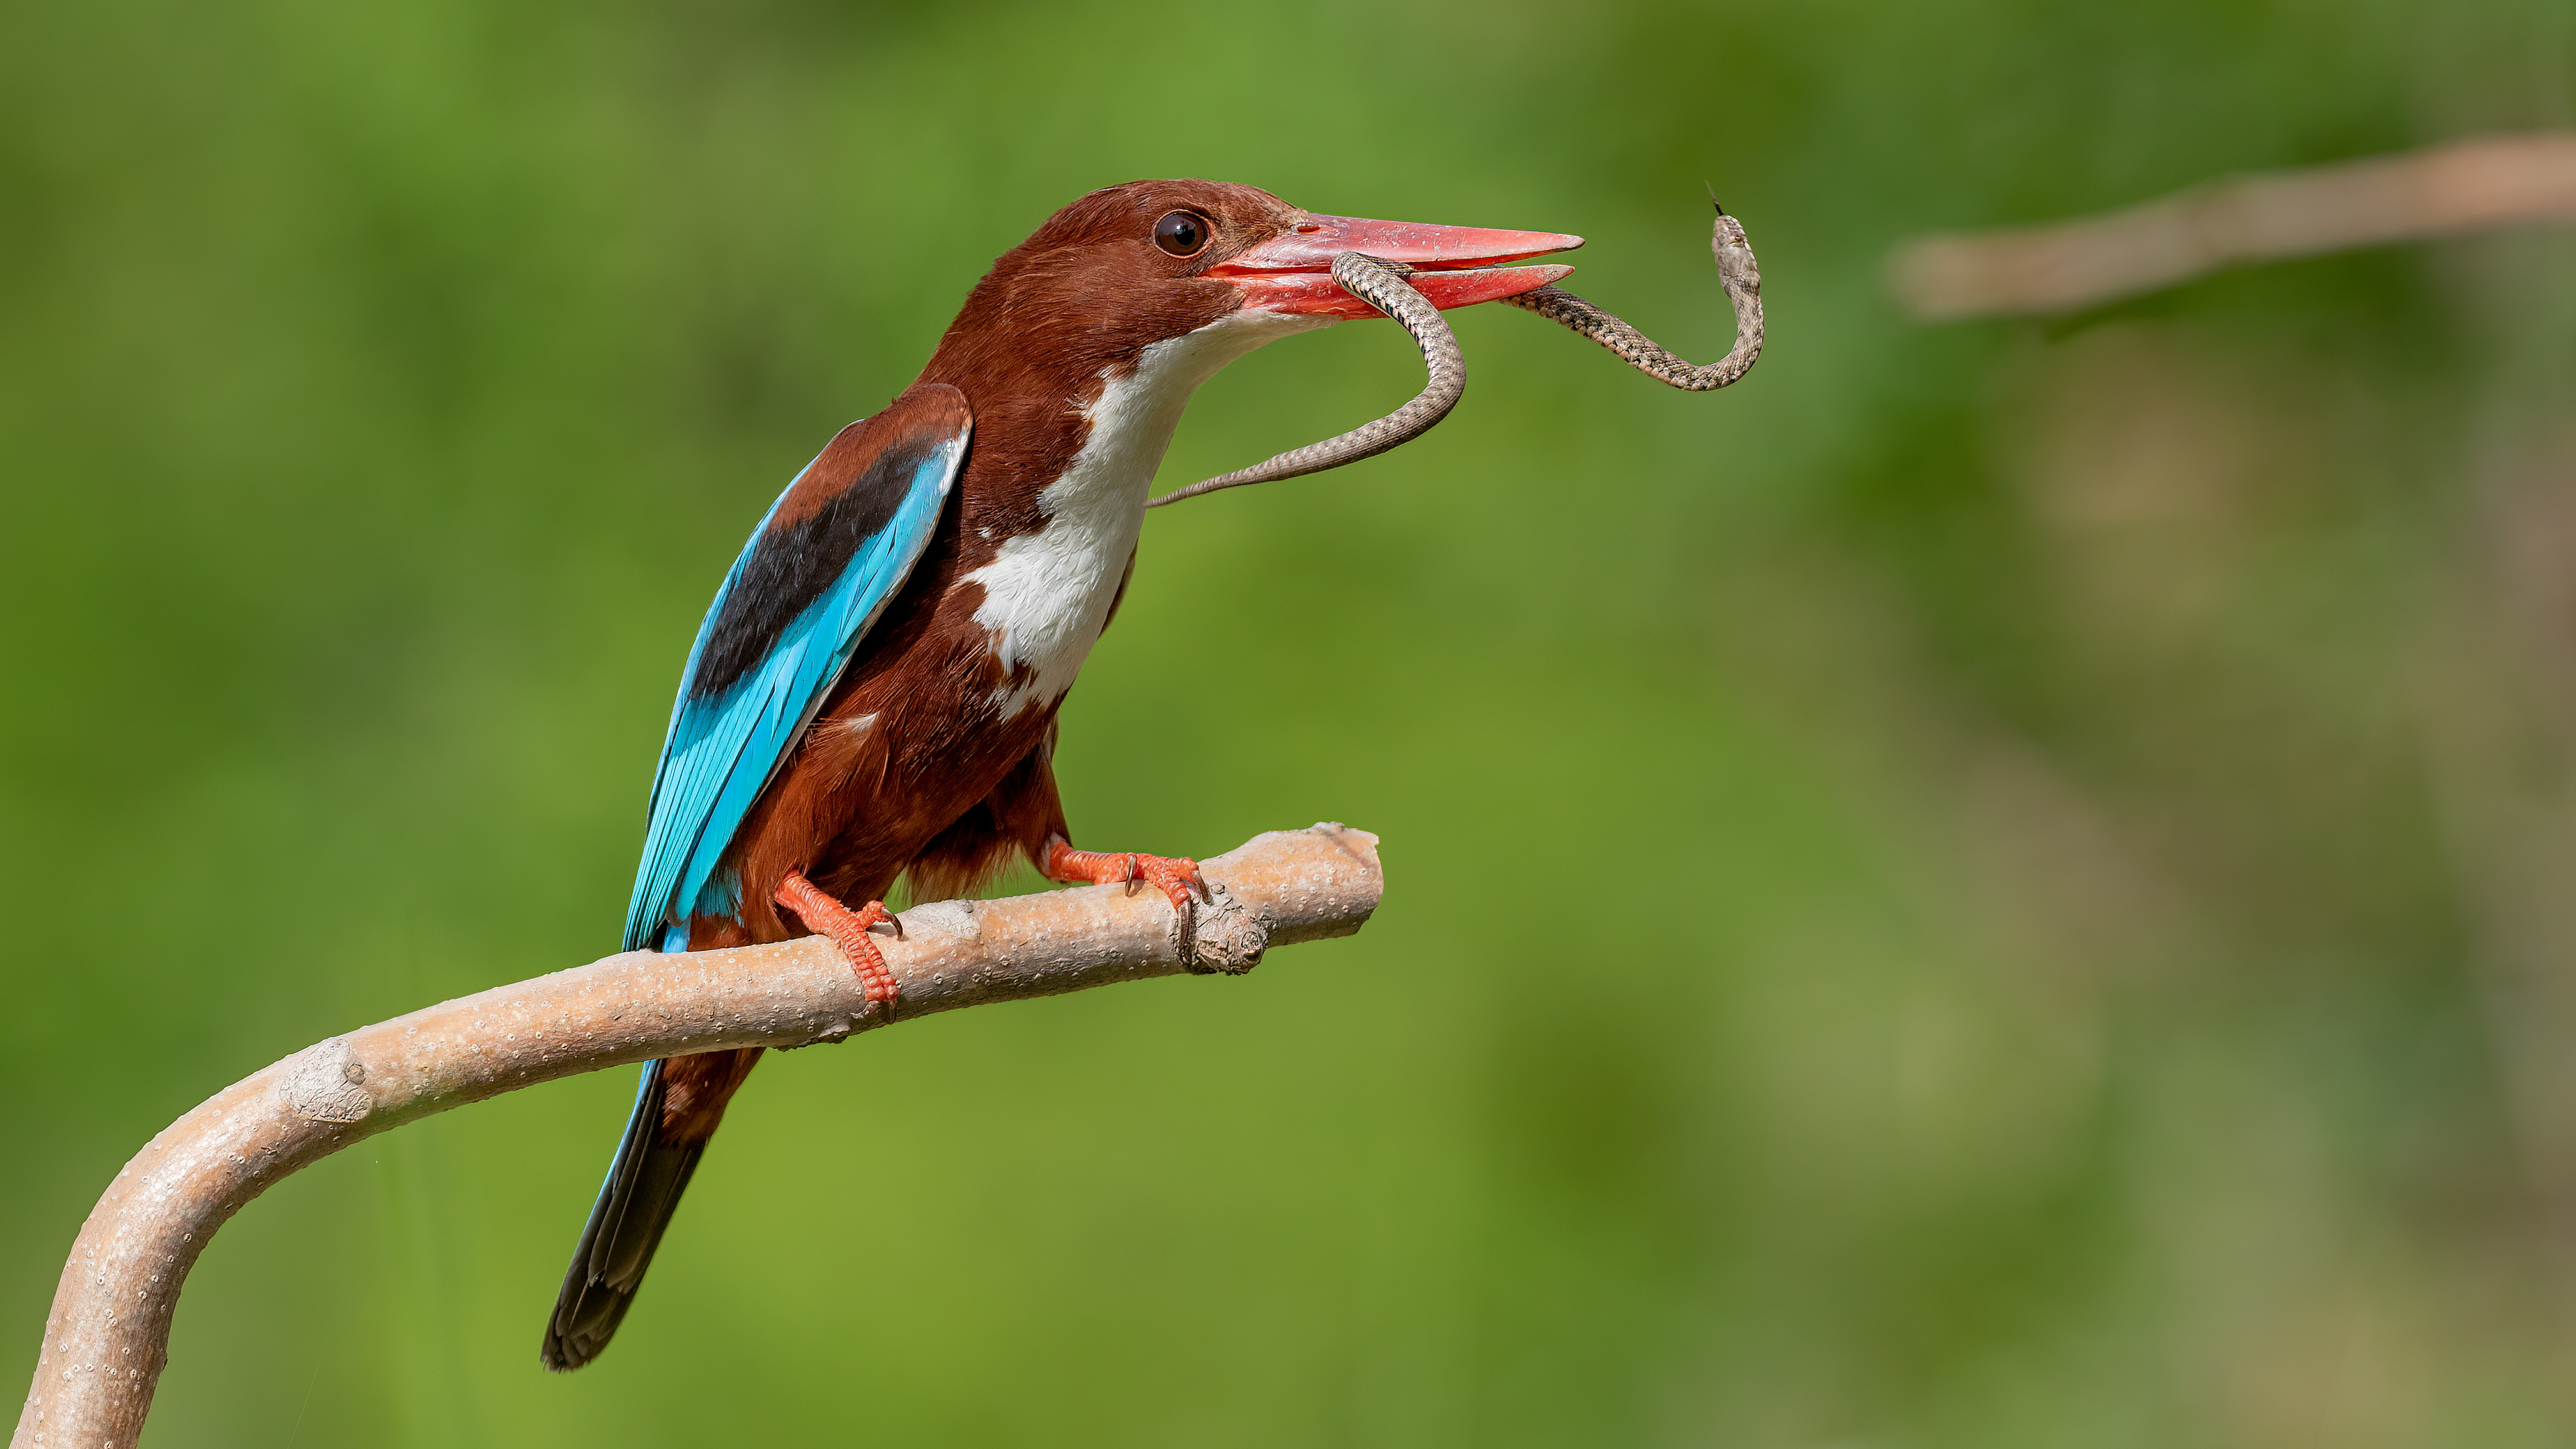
[539, 1061, 706, 1372]
[542, 1281, 639, 1371]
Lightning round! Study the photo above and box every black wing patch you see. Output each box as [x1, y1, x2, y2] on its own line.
[687, 425, 953, 702]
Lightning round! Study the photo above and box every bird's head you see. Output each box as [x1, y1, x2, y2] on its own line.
[924, 178, 1580, 392]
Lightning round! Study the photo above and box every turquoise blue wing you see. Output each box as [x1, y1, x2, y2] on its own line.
[623, 384, 971, 953]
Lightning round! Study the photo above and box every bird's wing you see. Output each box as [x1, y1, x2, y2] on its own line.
[623, 383, 971, 952]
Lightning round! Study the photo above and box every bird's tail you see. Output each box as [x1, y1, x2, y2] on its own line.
[542, 1049, 757, 1370]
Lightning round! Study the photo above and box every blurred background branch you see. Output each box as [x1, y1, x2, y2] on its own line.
[1891, 132, 2576, 318]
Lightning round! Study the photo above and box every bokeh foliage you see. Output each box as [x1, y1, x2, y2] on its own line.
[6, 0, 2576, 1444]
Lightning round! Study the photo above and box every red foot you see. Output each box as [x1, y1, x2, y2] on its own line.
[1042, 835, 1202, 916]
[775, 870, 900, 1017]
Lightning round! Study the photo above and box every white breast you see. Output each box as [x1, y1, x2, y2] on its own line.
[966, 305, 1332, 717]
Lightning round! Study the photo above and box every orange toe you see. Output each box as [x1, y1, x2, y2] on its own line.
[774, 870, 900, 1014]
[1041, 837, 1202, 915]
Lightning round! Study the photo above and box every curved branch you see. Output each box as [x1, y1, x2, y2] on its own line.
[12, 823, 1385, 1449]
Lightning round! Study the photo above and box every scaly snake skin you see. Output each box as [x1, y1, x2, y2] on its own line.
[1146, 204, 1763, 508]
[1505, 208, 1764, 391]
[1147, 251, 1462, 508]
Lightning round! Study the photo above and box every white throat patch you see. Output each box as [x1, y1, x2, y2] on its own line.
[966, 305, 1332, 716]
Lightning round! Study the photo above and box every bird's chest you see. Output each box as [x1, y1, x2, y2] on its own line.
[961, 472, 1142, 718]
[952, 305, 1329, 718]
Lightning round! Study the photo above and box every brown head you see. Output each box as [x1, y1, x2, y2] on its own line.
[917, 178, 1578, 405]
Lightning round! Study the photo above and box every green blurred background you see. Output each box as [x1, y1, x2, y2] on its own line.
[8, 0, 2576, 1443]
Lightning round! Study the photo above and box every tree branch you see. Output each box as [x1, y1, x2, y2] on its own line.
[11, 823, 1383, 1449]
[1889, 131, 2576, 319]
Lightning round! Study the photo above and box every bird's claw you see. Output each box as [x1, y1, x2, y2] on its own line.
[1129, 853, 1203, 916]
[1042, 837, 1203, 916]
[774, 870, 901, 1015]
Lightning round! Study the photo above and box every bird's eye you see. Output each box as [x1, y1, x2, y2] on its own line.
[1153, 211, 1210, 257]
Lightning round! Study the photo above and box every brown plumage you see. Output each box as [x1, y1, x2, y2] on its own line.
[699, 180, 1308, 946]
[548, 179, 1585, 1370]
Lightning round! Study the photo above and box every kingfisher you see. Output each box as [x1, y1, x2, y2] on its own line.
[542, 180, 1581, 1370]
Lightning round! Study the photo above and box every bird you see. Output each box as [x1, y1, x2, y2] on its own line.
[542, 179, 1582, 1371]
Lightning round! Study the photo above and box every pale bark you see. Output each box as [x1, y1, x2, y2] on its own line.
[12, 823, 1383, 1449]
[1890, 131, 2576, 318]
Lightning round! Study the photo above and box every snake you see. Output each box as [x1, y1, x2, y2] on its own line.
[1145, 203, 1765, 508]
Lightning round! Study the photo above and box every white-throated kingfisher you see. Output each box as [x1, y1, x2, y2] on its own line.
[543, 180, 1580, 1370]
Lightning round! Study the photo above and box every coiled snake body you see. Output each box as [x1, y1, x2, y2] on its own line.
[1148, 206, 1764, 508]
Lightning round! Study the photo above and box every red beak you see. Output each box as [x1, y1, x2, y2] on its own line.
[1216, 212, 1582, 318]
